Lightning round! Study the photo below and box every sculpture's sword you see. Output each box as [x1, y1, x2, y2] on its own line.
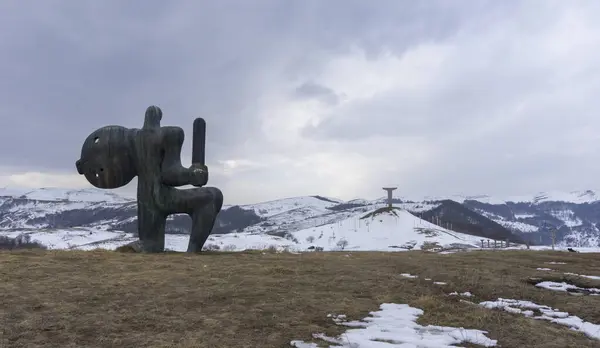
[192, 118, 206, 166]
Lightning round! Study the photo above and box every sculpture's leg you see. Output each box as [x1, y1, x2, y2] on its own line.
[137, 204, 167, 252]
[186, 187, 224, 252]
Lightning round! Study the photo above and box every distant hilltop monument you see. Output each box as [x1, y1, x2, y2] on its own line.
[382, 187, 397, 208]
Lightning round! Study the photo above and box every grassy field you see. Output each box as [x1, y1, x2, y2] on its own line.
[1, 249, 599, 348]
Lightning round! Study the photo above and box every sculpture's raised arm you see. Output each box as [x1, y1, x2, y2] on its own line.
[160, 126, 207, 187]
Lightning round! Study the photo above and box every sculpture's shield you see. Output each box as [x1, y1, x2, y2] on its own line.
[75, 126, 137, 189]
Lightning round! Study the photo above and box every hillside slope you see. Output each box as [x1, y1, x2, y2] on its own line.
[0, 206, 484, 252]
[291, 207, 482, 251]
[1, 187, 599, 248]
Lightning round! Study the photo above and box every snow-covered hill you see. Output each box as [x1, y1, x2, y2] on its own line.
[291, 208, 482, 251]
[0, 187, 599, 251]
[402, 189, 600, 205]
[0, 207, 484, 252]
[0, 187, 133, 204]
[461, 198, 600, 247]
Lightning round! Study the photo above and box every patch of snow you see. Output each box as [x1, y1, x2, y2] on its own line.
[404, 190, 600, 205]
[495, 220, 539, 233]
[290, 303, 497, 347]
[0, 228, 132, 250]
[549, 210, 583, 228]
[535, 281, 600, 295]
[560, 232, 600, 249]
[495, 190, 599, 205]
[515, 213, 536, 219]
[243, 196, 339, 218]
[449, 291, 473, 297]
[4, 187, 133, 203]
[345, 198, 372, 205]
[536, 268, 553, 271]
[396, 202, 441, 213]
[479, 298, 600, 340]
[434, 282, 447, 285]
[564, 272, 600, 281]
[400, 273, 418, 278]
[547, 262, 567, 265]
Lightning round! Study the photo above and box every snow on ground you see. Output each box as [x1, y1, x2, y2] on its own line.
[1, 187, 133, 203]
[399, 273, 454, 288]
[396, 202, 441, 213]
[496, 220, 539, 233]
[479, 298, 600, 340]
[78, 232, 296, 252]
[7, 205, 600, 253]
[0, 205, 519, 253]
[560, 233, 600, 249]
[515, 213, 536, 219]
[449, 291, 473, 297]
[549, 209, 583, 227]
[0, 227, 303, 252]
[345, 198, 373, 205]
[410, 190, 600, 205]
[290, 303, 497, 347]
[291, 208, 482, 251]
[535, 281, 600, 295]
[400, 190, 600, 205]
[472, 210, 540, 233]
[477, 190, 599, 205]
[242, 196, 338, 218]
[0, 228, 131, 249]
[564, 272, 600, 281]
[369, 197, 443, 212]
[0, 205, 487, 253]
[1, 228, 595, 254]
[2, 200, 92, 224]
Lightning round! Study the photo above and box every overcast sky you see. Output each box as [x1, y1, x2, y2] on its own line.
[1, 0, 600, 204]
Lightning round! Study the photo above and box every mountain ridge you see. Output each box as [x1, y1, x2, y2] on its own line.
[0, 187, 598, 249]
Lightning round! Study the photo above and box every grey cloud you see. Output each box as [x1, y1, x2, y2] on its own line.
[0, 0, 594, 203]
[297, 1, 600, 198]
[294, 82, 341, 105]
[0, 0, 480, 172]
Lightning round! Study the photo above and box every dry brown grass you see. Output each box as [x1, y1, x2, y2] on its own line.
[0, 249, 599, 348]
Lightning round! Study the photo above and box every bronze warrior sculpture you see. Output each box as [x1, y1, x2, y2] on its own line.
[75, 106, 223, 252]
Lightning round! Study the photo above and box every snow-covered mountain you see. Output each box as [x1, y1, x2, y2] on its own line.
[385, 190, 600, 248]
[462, 198, 600, 247]
[0, 187, 598, 251]
[403, 189, 600, 205]
[0, 205, 486, 252]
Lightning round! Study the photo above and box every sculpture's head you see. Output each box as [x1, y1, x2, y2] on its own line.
[75, 125, 137, 189]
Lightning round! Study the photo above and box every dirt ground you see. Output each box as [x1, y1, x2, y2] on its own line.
[1, 249, 599, 348]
